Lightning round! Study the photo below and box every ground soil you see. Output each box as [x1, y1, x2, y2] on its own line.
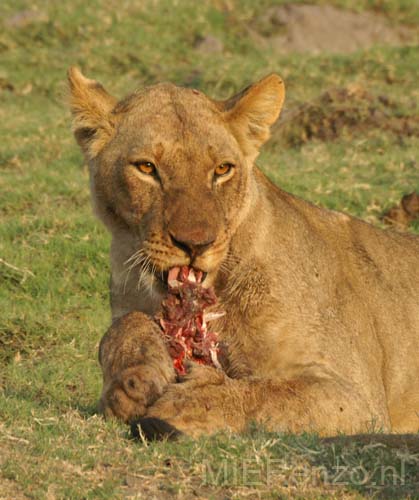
[271, 85, 419, 147]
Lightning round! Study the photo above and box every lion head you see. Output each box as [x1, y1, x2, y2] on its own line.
[68, 68, 285, 290]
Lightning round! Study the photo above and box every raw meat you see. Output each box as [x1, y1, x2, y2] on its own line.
[156, 266, 223, 376]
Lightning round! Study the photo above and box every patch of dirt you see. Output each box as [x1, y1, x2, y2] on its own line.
[0, 444, 29, 500]
[252, 4, 416, 54]
[0, 478, 28, 500]
[4, 9, 48, 29]
[271, 85, 419, 147]
[0, 318, 55, 364]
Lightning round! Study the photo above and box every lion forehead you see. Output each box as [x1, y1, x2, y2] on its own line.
[114, 96, 237, 163]
[115, 83, 220, 120]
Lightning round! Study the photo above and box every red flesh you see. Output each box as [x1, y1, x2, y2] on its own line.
[156, 266, 222, 375]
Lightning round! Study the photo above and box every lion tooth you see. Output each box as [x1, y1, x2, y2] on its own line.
[167, 267, 180, 283]
[188, 269, 197, 283]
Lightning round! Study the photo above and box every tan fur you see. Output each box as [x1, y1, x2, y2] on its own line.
[68, 67, 419, 437]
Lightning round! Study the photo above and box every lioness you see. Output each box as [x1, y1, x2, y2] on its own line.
[68, 67, 419, 438]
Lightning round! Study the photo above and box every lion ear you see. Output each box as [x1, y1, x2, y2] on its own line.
[223, 74, 285, 159]
[67, 67, 117, 159]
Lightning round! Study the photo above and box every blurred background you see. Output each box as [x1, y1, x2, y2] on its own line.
[0, 1, 418, 497]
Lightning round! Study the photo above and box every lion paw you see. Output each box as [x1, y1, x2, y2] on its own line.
[99, 364, 171, 423]
[98, 311, 176, 423]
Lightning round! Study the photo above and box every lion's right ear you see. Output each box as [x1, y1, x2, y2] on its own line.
[67, 67, 117, 159]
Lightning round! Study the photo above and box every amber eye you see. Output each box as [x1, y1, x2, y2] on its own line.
[133, 161, 156, 175]
[214, 163, 234, 177]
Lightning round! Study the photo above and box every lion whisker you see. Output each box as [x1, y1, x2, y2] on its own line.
[137, 254, 153, 293]
[123, 250, 148, 294]
[124, 248, 145, 265]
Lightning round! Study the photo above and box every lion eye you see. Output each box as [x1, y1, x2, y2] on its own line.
[133, 161, 156, 175]
[214, 163, 234, 177]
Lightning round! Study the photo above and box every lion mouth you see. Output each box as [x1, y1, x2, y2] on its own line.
[155, 267, 208, 288]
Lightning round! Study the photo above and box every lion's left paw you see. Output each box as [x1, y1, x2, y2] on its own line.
[132, 366, 242, 439]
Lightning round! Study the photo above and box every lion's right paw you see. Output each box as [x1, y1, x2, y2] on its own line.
[98, 312, 176, 423]
[99, 364, 169, 423]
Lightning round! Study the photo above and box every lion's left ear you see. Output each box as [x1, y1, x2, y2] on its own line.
[67, 67, 117, 159]
[223, 74, 285, 159]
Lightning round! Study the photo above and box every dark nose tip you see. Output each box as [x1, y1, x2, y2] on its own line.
[169, 232, 215, 259]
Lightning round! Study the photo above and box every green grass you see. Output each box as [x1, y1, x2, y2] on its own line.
[1, 0, 418, 498]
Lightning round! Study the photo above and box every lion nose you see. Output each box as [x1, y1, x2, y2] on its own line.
[169, 232, 215, 260]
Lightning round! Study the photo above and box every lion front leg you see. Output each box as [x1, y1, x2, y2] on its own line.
[133, 365, 248, 439]
[133, 369, 390, 439]
[98, 311, 176, 423]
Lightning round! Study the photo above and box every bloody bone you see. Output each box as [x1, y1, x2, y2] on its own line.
[156, 266, 223, 376]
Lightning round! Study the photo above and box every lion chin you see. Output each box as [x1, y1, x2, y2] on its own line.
[69, 66, 419, 439]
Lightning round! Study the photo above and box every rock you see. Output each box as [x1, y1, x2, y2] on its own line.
[402, 193, 419, 217]
[194, 35, 224, 54]
[382, 193, 419, 229]
[0, 77, 14, 92]
[253, 4, 415, 54]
